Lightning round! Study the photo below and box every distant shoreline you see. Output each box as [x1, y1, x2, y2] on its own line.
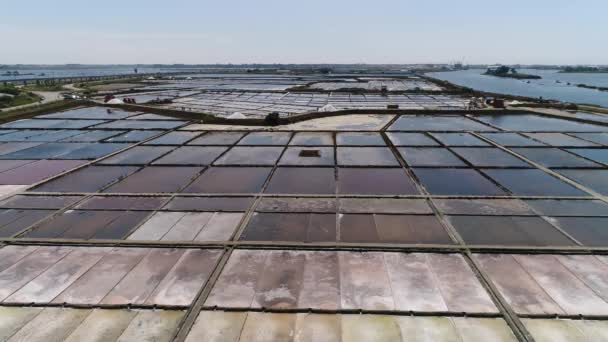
[559, 71, 608, 74]
[558, 67, 608, 74]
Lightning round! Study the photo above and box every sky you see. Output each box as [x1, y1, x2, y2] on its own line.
[1, 0, 607, 65]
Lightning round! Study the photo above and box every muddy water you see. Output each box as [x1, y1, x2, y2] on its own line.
[449, 215, 574, 246]
[266, 168, 336, 194]
[338, 168, 418, 195]
[413, 168, 505, 196]
[184, 167, 271, 194]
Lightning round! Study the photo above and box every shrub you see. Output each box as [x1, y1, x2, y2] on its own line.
[0, 85, 20, 96]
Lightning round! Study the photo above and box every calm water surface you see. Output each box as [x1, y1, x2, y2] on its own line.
[428, 69, 608, 107]
[0, 66, 196, 81]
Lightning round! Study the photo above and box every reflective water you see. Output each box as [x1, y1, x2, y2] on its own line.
[428, 69, 608, 107]
[0, 66, 182, 81]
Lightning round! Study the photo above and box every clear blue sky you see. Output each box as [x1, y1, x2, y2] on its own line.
[1, 0, 606, 65]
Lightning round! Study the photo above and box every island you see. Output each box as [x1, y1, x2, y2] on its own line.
[484, 66, 542, 79]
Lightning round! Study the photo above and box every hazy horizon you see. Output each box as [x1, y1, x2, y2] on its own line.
[2, 0, 606, 65]
[2, 63, 608, 67]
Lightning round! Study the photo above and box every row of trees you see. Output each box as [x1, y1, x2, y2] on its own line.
[562, 66, 608, 73]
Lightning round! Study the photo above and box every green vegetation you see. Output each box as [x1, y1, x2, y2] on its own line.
[81, 89, 97, 97]
[0, 85, 42, 109]
[0, 85, 20, 96]
[560, 66, 608, 73]
[0, 99, 86, 122]
[23, 84, 65, 91]
[484, 66, 541, 79]
[77, 76, 151, 90]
